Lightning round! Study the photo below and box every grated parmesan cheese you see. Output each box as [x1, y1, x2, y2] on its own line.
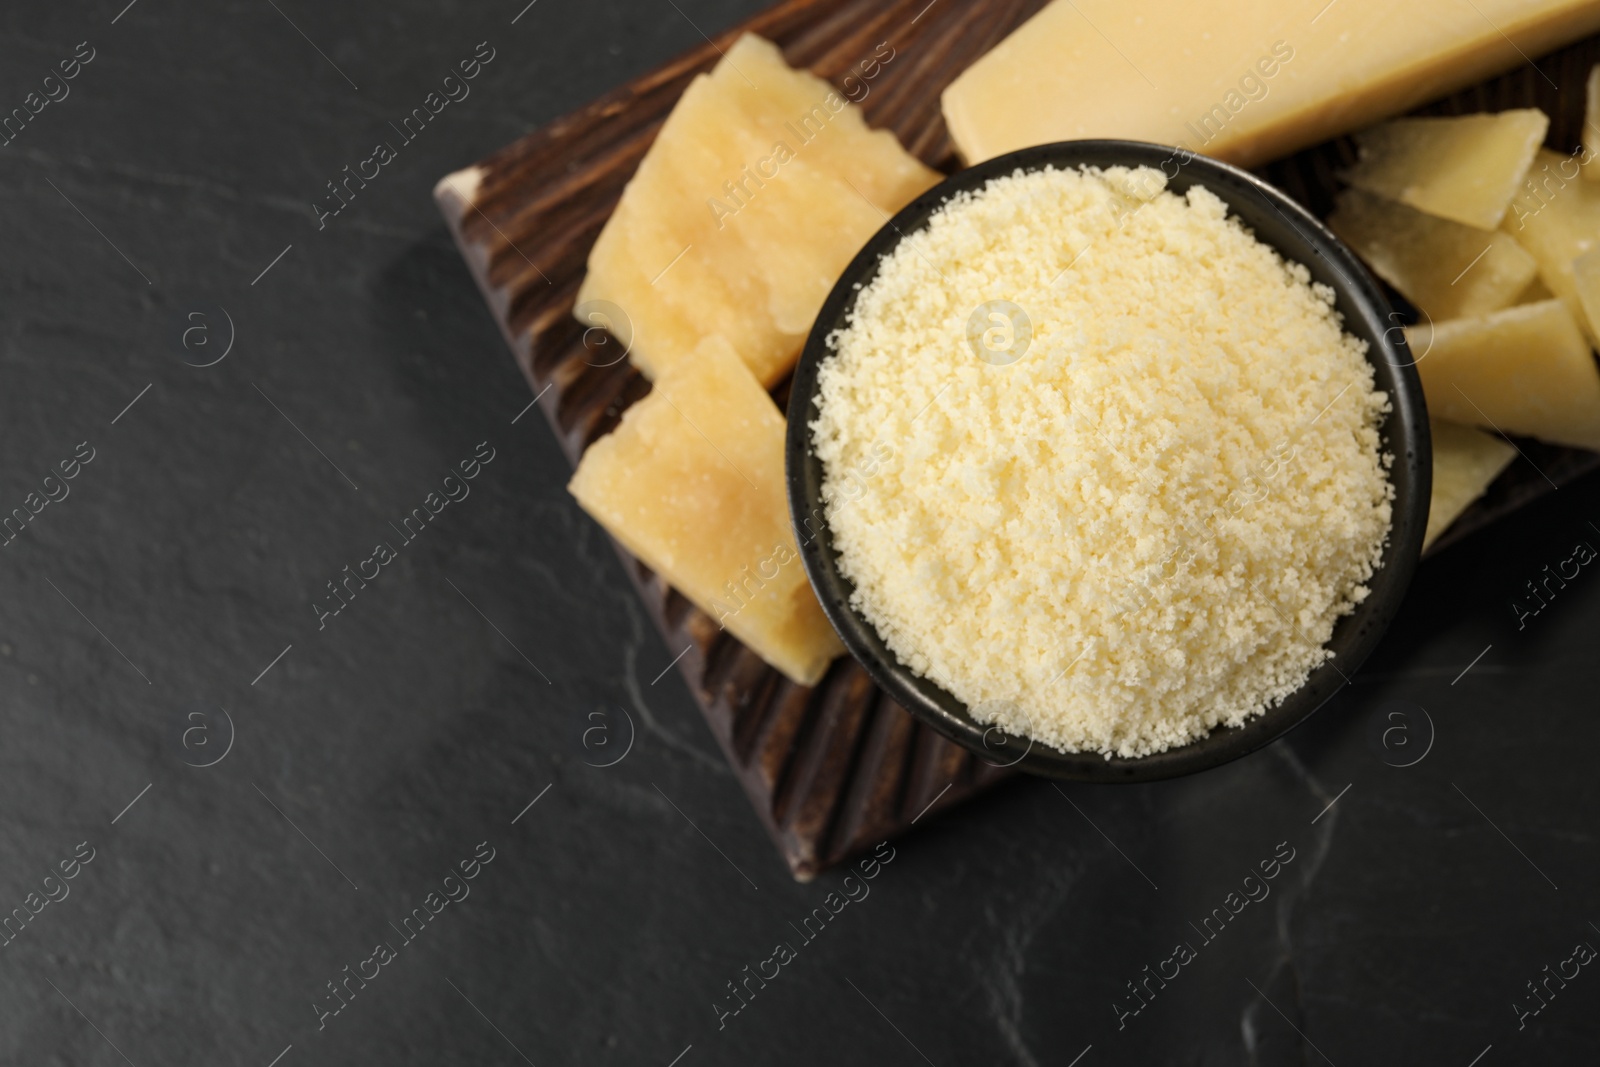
[812, 166, 1392, 758]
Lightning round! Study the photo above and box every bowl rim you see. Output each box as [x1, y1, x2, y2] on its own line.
[784, 139, 1431, 783]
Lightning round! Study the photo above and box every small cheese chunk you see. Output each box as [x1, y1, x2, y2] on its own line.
[1327, 189, 1537, 320]
[1574, 245, 1600, 338]
[1503, 149, 1600, 337]
[1409, 299, 1600, 451]
[1425, 421, 1516, 550]
[939, 0, 1600, 168]
[568, 336, 843, 686]
[1585, 64, 1600, 181]
[1342, 110, 1548, 230]
[577, 34, 940, 386]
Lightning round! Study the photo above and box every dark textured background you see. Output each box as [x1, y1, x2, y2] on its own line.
[2, 1, 1598, 1064]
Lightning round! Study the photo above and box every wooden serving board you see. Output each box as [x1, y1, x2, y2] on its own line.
[435, 0, 1600, 879]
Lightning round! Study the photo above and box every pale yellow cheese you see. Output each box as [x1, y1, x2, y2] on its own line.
[1409, 299, 1600, 451]
[567, 336, 844, 685]
[1503, 149, 1600, 337]
[1573, 245, 1600, 337]
[1585, 64, 1600, 181]
[1341, 110, 1548, 230]
[939, 0, 1600, 168]
[1424, 421, 1516, 550]
[813, 166, 1392, 758]
[1327, 189, 1536, 320]
[577, 34, 939, 386]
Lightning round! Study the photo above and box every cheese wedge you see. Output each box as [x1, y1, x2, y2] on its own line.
[1503, 149, 1600, 336]
[1327, 189, 1537, 320]
[568, 336, 843, 685]
[1409, 299, 1600, 451]
[577, 34, 940, 387]
[939, 0, 1600, 168]
[1424, 421, 1516, 550]
[1585, 64, 1600, 181]
[1341, 111, 1548, 230]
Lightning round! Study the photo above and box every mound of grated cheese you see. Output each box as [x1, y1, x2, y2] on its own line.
[812, 165, 1392, 759]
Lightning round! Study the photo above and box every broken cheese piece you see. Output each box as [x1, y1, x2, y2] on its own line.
[939, 0, 1600, 168]
[1409, 299, 1600, 451]
[1425, 421, 1516, 551]
[1503, 149, 1600, 338]
[1573, 246, 1600, 338]
[1585, 64, 1600, 181]
[567, 336, 844, 686]
[1327, 188, 1536, 320]
[1342, 110, 1548, 230]
[577, 34, 940, 386]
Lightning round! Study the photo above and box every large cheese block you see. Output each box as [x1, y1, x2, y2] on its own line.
[1327, 189, 1536, 321]
[1425, 421, 1516, 550]
[568, 336, 844, 685]
[1409, 299, 1600, 451]
[1340, 110, 1547, 230]
[577, 34, 940, 386]
[1503, 149, 1600, 338]
[940, 0, 1600, 168]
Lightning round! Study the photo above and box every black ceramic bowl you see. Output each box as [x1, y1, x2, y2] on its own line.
[786, 140, 1430, 783]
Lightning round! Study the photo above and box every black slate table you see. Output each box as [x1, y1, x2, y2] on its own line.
[2, 1, 1598, 1064]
